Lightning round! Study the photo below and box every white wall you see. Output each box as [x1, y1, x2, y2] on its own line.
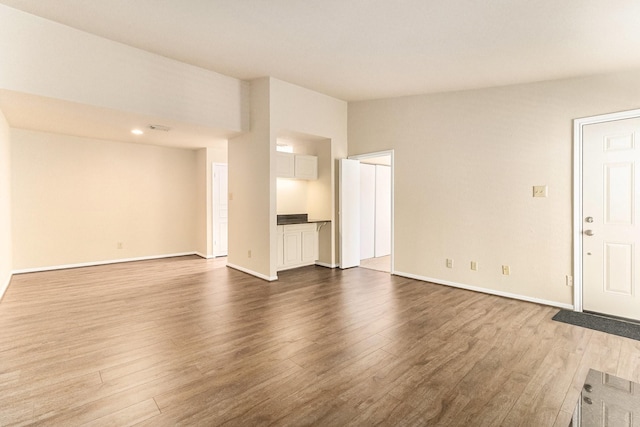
[277, 179, 309, 214]
[11, 129, 198, 271]
[348, 69, 640, 307]
[0, 4, 248, 132]
[0, 109, 11, 299]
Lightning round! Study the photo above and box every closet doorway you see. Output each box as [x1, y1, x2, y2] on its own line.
[351, 151, 393, 273]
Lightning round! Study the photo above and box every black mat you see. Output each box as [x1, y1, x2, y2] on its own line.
[552, 310, 640, 341]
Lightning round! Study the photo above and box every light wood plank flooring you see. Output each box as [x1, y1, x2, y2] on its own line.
[359, 256, 391, 273]
[1, 256, 639, 426]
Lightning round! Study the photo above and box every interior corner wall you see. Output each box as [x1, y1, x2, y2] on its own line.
[227, 78, 273, 279]
[195, 148, 208, 257]
[0, 109, 11, 299]
[348, 68, 640, 307]
[11, 129, 198, 271]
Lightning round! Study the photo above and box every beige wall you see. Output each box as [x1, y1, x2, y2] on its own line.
[11, 129, 198, 270]
[348, 69, 640, 307]
[0, 109, 11, 298]
[270, 78, 348, 270]
[228, 78, 273, 279]
[228, 78, 347, 279]
[195, 148, 208, 256]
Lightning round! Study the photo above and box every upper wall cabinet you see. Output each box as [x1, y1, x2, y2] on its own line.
[276, 152, 317, 180]
[294, 154, 318, 180]
[276, 152, 295, 178]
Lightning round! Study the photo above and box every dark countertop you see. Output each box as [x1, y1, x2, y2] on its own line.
[277, 214, 331, 225]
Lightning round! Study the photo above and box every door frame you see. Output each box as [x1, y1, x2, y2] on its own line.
[573, 108, 640, 312]
[349, 150, 395, 274]
[212, 162, 228, 258]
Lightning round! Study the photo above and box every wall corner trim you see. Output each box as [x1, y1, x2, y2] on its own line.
[393, 270, 574, 310]
[194, 252, 214, 259]
[226, 263, 278, 282]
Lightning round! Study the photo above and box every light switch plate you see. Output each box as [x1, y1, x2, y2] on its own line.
[533, 185, 548, 198]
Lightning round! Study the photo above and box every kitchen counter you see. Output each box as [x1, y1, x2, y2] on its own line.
[277, 214, 330, 225]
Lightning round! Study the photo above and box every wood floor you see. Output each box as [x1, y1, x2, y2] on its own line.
[1, 256, 639, 426]
[359, 255, 391, 273]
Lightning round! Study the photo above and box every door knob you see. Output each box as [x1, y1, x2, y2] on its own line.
[584, 230, 595, 236]
[585, 216, 594, 223]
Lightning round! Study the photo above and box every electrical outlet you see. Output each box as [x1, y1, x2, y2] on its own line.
[446, 259, 453, 268]
[566, 275, 573, 287]
[248, 250, 252, 258]
[533, 185, 548, 198]
[502, 265, 510, 275]
[470, 261, 478, 271]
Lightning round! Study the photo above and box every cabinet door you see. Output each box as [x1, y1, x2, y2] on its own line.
[283, 232, 302, 265]
[301, 228, 318, 263]
[277, 226, 284, 267]
[276, 152, 295, 178]
[295, 155, 318, 180]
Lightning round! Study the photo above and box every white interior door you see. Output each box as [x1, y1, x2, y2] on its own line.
[374, 165, 391, 257]
[579, 369, 640, 426]
[213, 163, 228, 257]
[583, 117, 640, 321]
[360, 163, 375, 259]
[339, 159, 360, 269]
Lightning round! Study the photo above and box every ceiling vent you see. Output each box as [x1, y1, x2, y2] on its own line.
[148, 124, 171, 132]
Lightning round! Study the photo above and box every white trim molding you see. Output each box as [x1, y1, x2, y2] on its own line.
[194, 252, 215, 259]
[12, 252, 198, 275]
[394, 270, 574, 310]
[226, 263, 277, 281]
[315, 261, 338, 269]
[0, 272, 12, 302]
[572, 107, 640, 313]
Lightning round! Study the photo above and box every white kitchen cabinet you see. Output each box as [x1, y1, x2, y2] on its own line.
[276, 152, 295, 178]
[294, 155, 318, 180]
[277, 223, 318, 270]
[276, 153, 317, 180]
[277, 225, 284, 267]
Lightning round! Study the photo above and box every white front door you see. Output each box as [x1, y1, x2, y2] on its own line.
[583, 117, 640, 321]
[213, 163, 228, 257]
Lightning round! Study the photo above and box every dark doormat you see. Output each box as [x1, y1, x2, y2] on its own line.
[552, 310, 640, 342]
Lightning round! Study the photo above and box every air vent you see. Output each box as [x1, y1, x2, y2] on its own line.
[148, 124, 171, 132]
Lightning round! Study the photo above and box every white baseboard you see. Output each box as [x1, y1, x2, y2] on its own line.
[393, 270, 574, 310]
[315, 262, 338, 268]
[226, 263, 277, 281]
[12, 252, 198, 275]
[0, 272, 11, 302]
[194, 252, 215, 259]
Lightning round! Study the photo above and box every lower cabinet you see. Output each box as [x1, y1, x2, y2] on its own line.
[277, 224, 318, 271]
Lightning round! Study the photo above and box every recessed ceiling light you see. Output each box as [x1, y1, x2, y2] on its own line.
[131, 129, 143, 135]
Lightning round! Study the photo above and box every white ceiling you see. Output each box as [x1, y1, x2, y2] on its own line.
[2, 0, 640, 102]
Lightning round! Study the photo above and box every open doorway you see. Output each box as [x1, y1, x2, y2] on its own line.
[350, 151, 394, 274]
